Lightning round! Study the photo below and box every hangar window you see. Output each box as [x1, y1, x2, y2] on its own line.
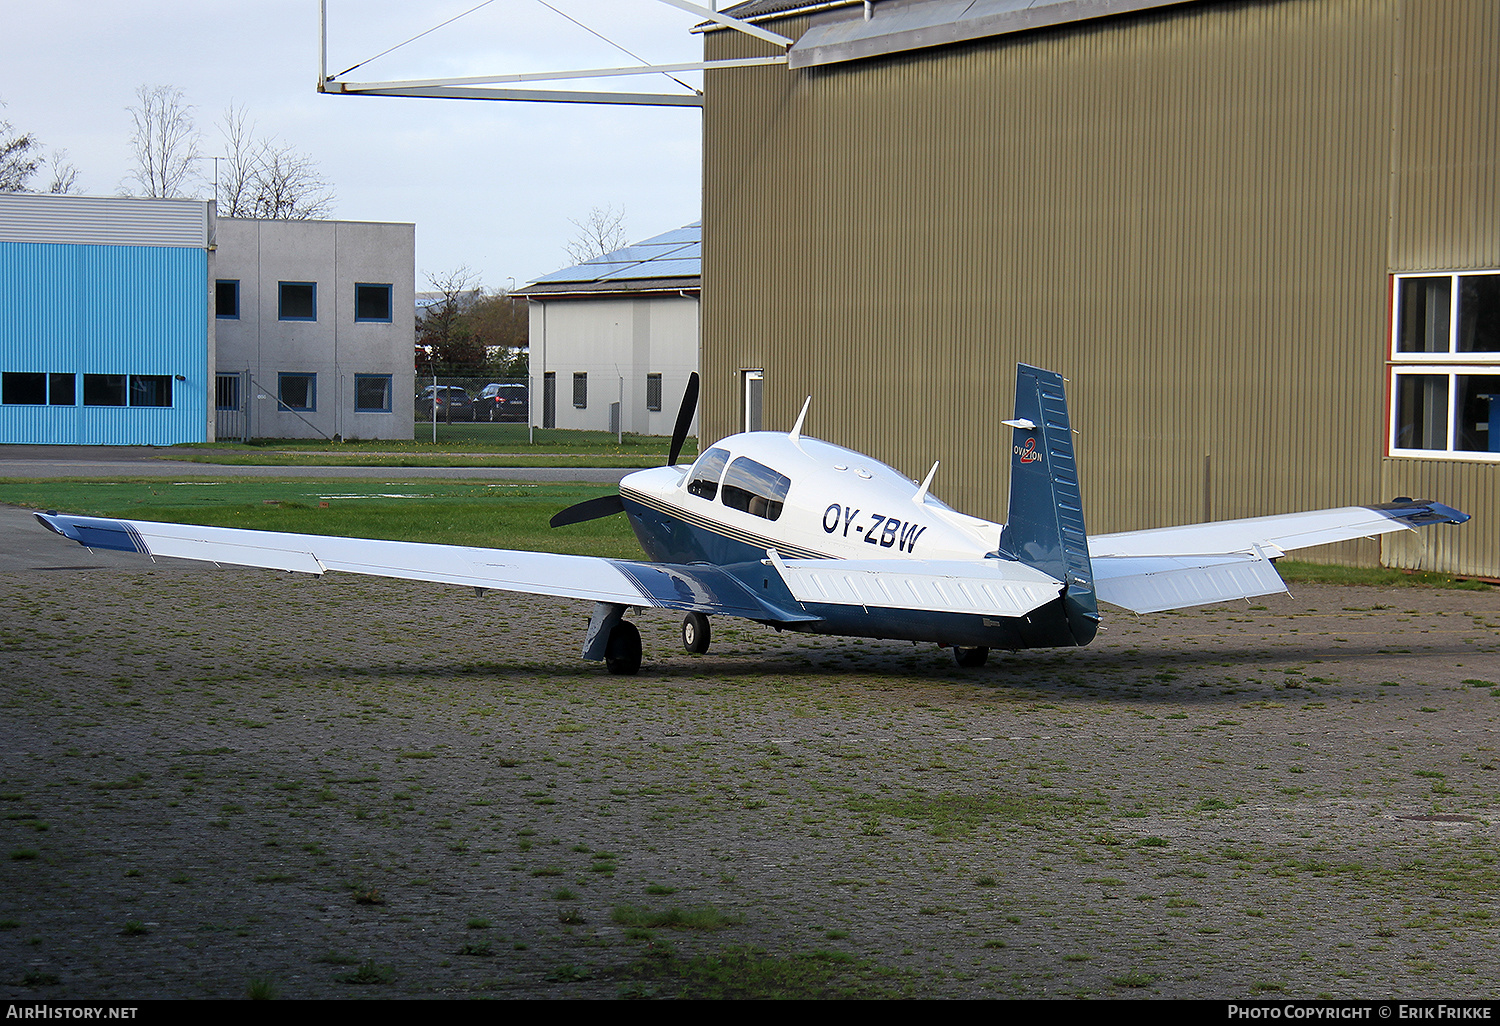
[2, 372, 45, 405]
[355, 283, 392, 322]
[82, 374, 128, 406]
[278, 373, 316, 412]
[129, 375, 172, 407]
[573, 372, 587, 409]
[646, 373, 662, 412]
[278, 281, 317, 321]
[720, 456, 791, 522]
[1391, 272, 1500, 459]
[687, 447, 730, 500]
[49, 373, 75, 406]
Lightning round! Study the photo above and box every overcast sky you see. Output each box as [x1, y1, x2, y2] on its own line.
[1, 0, 707, 289]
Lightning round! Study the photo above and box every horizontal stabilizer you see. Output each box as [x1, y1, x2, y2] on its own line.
[1092, 552, 1286, 613]
[772, 554, 1062, 617]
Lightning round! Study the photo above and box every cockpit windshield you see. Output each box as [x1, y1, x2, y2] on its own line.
[687, 447, 731, 500]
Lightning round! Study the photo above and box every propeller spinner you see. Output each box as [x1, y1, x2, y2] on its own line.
[548, 372, 700, 529]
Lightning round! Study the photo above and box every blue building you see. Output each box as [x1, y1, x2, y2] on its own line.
[1, 193, 416, 446]
[0, 194, 212, 445]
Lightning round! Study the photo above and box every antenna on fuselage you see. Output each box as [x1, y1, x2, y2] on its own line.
[913, 461, 940, 505]
[788, 396, 812, 448]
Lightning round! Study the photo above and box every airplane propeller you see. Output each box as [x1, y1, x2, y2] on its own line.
[548, 372, 700, 529]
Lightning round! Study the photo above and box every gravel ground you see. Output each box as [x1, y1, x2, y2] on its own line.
[1, 565, 1497, 1000]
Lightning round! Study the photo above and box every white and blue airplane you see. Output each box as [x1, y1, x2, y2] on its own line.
[34, 365, 1469, 674]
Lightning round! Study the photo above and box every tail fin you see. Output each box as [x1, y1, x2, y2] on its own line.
[996, 364, 1099, 645]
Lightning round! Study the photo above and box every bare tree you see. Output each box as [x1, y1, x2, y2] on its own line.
[216, 103, 258, 216]
[250, 142, 335, 219]
[125, 85, 201, 198]
[0, 101, 44, 192]
[45, 149, 80, 194]
[565, 204, 629, 264]
[215, 103, 335, 219]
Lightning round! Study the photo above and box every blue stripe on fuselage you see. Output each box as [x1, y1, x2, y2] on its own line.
[621, 491, 825, 565]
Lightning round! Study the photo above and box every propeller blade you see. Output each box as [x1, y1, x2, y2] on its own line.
[549, 493, 626, 528]
[667, 372, 700, 467]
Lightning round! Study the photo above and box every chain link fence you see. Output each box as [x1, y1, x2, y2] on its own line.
[416, 375, 532, 443]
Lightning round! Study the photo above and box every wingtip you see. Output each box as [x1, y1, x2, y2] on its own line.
[1369, 499, 1470, 527]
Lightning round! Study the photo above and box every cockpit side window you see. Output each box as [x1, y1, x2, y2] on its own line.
[687, 447, 731, 500]
[720, 456, 791, 521]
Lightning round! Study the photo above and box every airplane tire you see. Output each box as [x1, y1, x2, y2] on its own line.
[953, 646, 989, 668]
[681, 612, 711, 654]
[604, 620, 642, 676]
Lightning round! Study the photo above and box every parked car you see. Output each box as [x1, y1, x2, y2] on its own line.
[478, 383, 529, 422]
[416, 385, 477, 421]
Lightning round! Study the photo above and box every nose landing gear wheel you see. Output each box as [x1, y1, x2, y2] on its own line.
[953, 646, 989, 668]
[605, 620, 642, 675]
[681, 612, 711, 654]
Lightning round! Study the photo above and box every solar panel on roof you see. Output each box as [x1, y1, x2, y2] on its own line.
[598, 258, 701, 280]
[643, 226, 701, 245]
[524, 222, 701, 288]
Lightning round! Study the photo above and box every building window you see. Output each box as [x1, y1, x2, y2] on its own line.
[216, 373, 241, 411]
[216, 280, 240, 319]
[1391, 272, 1500, 458]
[278, 373, 316, 411]
[5, 373, 78, 405]
[83, 374, 128, 406]
[355, 374, 392, 412]
[742, 369, 764, 432]
[49, 373, 75, 405]
[278, 282, 317, 321]
[646, 373, 662, 412]
[130, 375, 172, 407]
[355, 283, 392, 323]
[2, 372, 45, 405]
[573, 372, 587, 409]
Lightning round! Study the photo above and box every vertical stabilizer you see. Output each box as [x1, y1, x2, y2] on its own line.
[997, 365, 1098, 645]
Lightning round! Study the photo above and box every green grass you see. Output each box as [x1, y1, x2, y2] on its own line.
[611, 905, 742, 931]
[617, 945, 915, 1000]
[169, 426, 696, 467]
[1277, 559, 1492, 591]
[0, 477, 641, 558]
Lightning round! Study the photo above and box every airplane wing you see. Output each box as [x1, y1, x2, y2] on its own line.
[1088, 500, 1469, 613]
[31, 512, 807, 624]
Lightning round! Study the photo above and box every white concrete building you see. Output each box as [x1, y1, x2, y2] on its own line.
[518, 223, 699, 435]
[213, 217, 415, 441]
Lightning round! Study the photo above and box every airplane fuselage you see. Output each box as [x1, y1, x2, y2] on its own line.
[620, 432, 998, 565]
[613, 431, 1083, 652]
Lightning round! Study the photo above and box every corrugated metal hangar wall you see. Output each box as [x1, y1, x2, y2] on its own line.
[700, 0, 1499, 576]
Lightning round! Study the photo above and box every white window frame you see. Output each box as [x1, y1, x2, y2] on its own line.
[1389, 271, 1500, 461]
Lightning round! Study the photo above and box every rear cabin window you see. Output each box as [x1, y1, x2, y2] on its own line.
[720, 456, 791, 522]
[687, 447, 730, 500]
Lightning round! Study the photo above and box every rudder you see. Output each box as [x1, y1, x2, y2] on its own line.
[996, 365, 1099, 646]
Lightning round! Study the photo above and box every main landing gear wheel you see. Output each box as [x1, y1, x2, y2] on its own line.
[681, 612, 711, 654]
[605, 620, 642, 676]
[684, 612, 711, 654]
[953, 646, 989, 668]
